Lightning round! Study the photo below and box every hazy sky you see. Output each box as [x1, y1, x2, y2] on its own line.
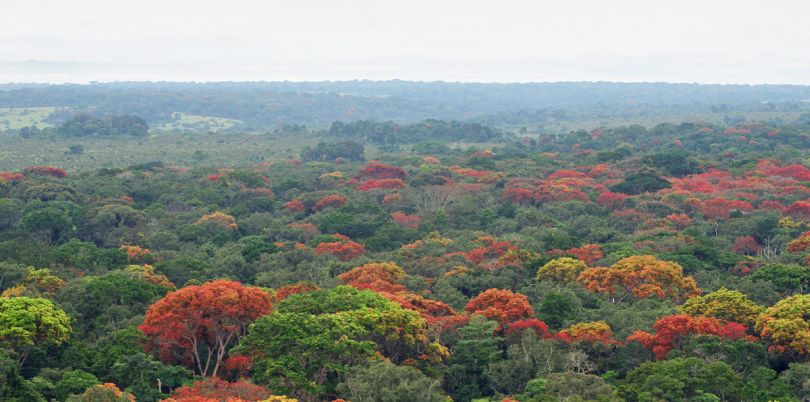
[2, 0, 809, 84]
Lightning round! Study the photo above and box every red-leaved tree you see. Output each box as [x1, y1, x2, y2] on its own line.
[314, 234, 366, 261]
[391, 212, 422, 229]
[24, 165, 67, 178]
[313, 194, 347, 211]
[355, 162, 406, 180]
[284, 198, 306, 213]
[700, 198, 754, 219]
[274, 282, 320, 303]
[465, 288, 535, 331]
[786, 201, 810, 222]
[504, 318, 551, 341]
[355, 178, 406, 191]
[139, 280, 273, 377]
[627, 314, 753, 359]
[596, 192, 628, 210]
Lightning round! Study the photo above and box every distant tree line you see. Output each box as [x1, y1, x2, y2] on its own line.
[327, 119, 504, 145]
[18, 114, 148, 138]
[4, 81, 808, 128]
[301, 141, 365, 162]
[57, 114, 148, 137]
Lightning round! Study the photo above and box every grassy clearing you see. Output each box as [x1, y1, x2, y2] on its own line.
[0, 131, 319, 171]
[0, 107, 58, 131]
[156, 112, 243, 132]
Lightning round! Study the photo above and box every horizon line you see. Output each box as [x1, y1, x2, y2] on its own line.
[3, 79, 810, 87]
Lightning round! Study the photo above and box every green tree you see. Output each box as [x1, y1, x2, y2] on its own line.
[0, 198, 23, 231]
[237, 311, 376, 399]
[742, 367, 792, 402]
[0, 296, 71, 364]
[619, 357, 742, 401]
[781, 362, 810, 401]
[751, 264, 810, 294]
[0, 349, 43, 401]
[484, 331, 566, 396]
[609, 171, 671, 195]
[545, 372, 617, 401]
[57, 270, 170, 339]
[21, 206, 74, 245]
[678, 288, 762, 326]
[109, 352, 191, 401]
[444, 315, 503, 401]
[237, 286, 441, 400]
[536, 257, 589, 285]
[337, 360, 447, 402]
[55, 370, 99, 401]
[538, 290, 582, 329]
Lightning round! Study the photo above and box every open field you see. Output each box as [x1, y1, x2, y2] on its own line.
[0, 131, 320, 171]
[155, 112, 243, 132]
[0, 107, 58, 131]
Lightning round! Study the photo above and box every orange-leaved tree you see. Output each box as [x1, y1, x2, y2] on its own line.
[313, 194, 347, 211]
[338, 262, 467, 334]
[465, 288, 535, 331]
[576, 255, 700, 303]
[196, 212, 238, 231]
[787, 231, 810, 253]
[755, 294, 810, 355]
[555, 321, 619, 345]
[338, 262, 407, 293]
[273, 282, 320, 303]
[165, 378, 271, 401]
[314, 234, 366, 261]
[139, 280, 273, 377]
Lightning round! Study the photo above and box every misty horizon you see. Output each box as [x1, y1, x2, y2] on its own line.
[3, 0, 810, 85]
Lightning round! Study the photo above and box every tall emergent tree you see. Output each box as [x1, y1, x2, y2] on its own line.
[139, 280, 273, 377]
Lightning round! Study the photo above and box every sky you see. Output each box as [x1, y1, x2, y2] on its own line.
[1, 0, 809, 84]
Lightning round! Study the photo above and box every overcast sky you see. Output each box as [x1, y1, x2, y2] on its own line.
[1, 0, 809, 84]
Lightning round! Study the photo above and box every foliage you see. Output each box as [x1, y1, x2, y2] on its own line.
[57, 114, 148, 137]
[609, 171, 671, 195]
[0, 296, 71, 364]
[236, 286, 442, 400]
[196, 212, 238, 231]
[337, 360, 448, 402]
[619, 357, 743, 401]
[536, 257, 588, 284]
[167, 378, 271, 401]
[577, 255, 700, 303]
[139, 280, 273, 377]
[64, 383, 136, 402]
[314, 235, 366, 261]
[2, 95, 810, 400]
[755, 294, 810, 355]
[678, 288, 763, 326]
[337, 262, 407, 293]
[301, 141, 365, 162]
[628, 314, 753, 359]
[557, 321, 618, 344]
[465, 288, 535, 331]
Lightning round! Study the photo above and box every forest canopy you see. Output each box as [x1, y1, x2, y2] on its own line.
[2, 80, 810, 401]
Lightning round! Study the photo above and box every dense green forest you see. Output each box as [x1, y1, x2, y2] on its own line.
[8, 0, 810, 394]
[0, 77, 810, 402]
[3, 93, 810, 402]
